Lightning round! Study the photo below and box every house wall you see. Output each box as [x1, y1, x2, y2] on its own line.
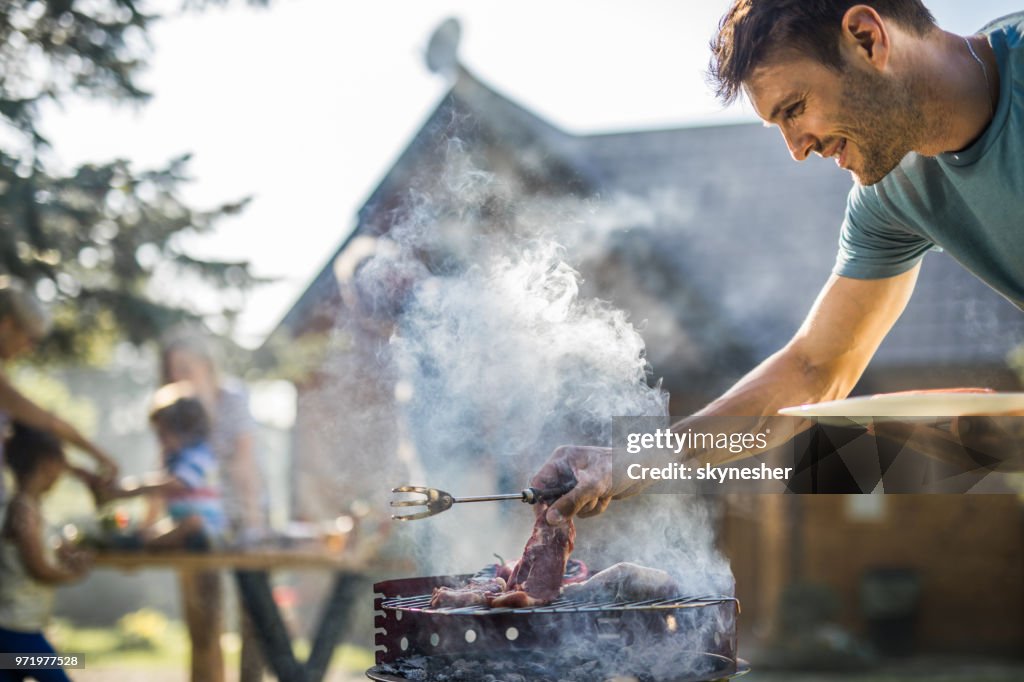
[722, 495, 1024, 655]
[800, 495, 1024, 654]
[857, 366, 1023, 395]
[721, 495, 794, 640]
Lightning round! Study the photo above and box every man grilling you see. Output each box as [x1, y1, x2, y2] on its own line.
[534, 0, 1024, 524]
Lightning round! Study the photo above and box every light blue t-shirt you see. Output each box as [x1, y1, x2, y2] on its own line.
[834, 12, 1024, 310]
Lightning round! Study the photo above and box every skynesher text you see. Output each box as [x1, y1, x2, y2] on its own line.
[627, 462, 794, 482]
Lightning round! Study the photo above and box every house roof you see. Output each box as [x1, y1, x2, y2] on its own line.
[265, 65, 592, 349]
[265, 66, 1024, 378]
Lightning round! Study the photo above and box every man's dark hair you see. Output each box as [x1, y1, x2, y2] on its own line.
[4, 422, 65, 481]
[150, 395, 210, 447]
[709, 0, 937, 104]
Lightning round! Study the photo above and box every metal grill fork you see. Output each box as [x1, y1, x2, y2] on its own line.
[390, 479, 576, 520]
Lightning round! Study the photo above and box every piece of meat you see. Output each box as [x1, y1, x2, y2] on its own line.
[431, 502, 575, 608]
[561, 558, 589, 585]
[486, 557, 588, 585]
[489, 589, 545, 608]
[430, 577, 506, 608]
[503, 502, 575, 602]
[561, 562, 679, 602]
[493, 560, 516, 583]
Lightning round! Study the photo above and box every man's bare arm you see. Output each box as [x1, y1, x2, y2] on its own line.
[688, 266, 921, 463]
[534, 266, 921, 523]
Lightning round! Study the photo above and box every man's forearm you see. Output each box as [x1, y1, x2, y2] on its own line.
[669, 270, 921, 467]
[698, 343, 839, 417]
[670, 342, 856, 466]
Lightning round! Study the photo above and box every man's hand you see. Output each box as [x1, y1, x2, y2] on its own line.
[870, 414, 1024, 472]
[531, 445, 647, 525]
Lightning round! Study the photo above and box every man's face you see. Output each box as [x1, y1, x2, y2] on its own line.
[745, 51, 922, 185]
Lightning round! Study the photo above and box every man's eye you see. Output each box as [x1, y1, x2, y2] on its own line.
[784, 101, 805, 120]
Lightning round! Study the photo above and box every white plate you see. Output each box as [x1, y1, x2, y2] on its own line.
[778, 391, 1024, 426]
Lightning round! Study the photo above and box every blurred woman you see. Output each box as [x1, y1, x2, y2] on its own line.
[160, 333, 264, 540]
[0, 281, 116, 509]
[160, 331, 266, 682]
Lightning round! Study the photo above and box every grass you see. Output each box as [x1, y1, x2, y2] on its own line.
[50, 620, 190, 669]
[749, 660, 1024, 682]
[48, 618, 375, 673]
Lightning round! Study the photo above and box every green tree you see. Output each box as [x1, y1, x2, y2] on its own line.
[0, 0, 268, 361]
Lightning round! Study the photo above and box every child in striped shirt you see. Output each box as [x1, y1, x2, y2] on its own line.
[99, 382, 226, 549]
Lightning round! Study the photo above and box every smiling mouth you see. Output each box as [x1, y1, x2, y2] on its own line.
[834, 138, 849, 169]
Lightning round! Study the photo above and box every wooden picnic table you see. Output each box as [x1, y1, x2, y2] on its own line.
[94, 547, 367, 571]
[95, 543, 411, 682]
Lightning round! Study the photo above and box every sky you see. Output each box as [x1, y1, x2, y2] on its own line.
[39, 0, 1023, 347]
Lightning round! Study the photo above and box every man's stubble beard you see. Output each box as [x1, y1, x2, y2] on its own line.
[839, 66, 927, 186]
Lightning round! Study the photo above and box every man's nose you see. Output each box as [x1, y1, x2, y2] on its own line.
[781, 127, 817, 162]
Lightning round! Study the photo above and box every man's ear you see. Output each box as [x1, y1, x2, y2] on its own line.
[840, 4, 890, 70]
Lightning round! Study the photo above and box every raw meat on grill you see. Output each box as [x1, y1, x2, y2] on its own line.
[489, 557, 588, 585]
[502, 502, 576, 601]
[429, 577, 507, 608]
[431, 502, 577, 608]
[561, 562, 679, 602]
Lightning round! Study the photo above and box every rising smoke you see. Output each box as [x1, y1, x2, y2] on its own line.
[340, 139, 731, 608]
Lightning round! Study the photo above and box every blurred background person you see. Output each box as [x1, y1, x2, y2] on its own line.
[160, 330, 267, 682]
[97, 383, 227, 682]
[0, 281, 117, 513]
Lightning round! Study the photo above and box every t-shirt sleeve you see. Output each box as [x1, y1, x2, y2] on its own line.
[169, 447, 213, 490]
[833, 184, 934, 279]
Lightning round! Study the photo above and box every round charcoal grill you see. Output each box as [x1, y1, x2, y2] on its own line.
[370, 574, 749, 682]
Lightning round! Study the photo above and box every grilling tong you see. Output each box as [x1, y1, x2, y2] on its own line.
[390, 478, 576, 521]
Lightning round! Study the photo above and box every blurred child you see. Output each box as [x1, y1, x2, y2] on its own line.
[0, 424, 92, 682]
[96, 382, 226, 682]
[99, 382, 227, 549]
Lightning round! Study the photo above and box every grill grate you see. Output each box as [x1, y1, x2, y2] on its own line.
[382, 593, 739, 615]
